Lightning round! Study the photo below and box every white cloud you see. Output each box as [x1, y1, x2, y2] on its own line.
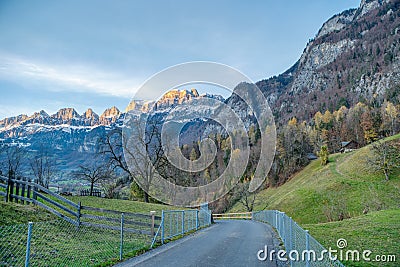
[0, 53, 141, 98]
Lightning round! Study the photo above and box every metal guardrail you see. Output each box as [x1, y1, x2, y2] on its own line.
[252, 210, 345, 267]
[213, 212, 252, 220]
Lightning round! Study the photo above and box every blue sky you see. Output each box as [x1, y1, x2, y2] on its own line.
[0, 0, 360, 119]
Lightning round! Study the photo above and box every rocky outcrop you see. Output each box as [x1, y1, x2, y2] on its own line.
[357, 0, 390, 18]
[99, 106, 121, 125]
[0, 114, 28, 128]
[82, 108, 99, 126]
[52, 108, 79, 121]
[125, 100, 154, 114]
[316, 9, 357, 39]
[254, 0, 400, 124]
[157, 89, 200, 108]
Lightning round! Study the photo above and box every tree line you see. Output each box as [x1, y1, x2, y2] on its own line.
[0, 99, 398, 209]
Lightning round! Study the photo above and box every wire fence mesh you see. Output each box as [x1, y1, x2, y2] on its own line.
[151, 208, 212, 246]
[1, 206, 211, 267]
[0, 176, 214, 266]
[0, 223, 28, 266]
[0, 216, 153, 267]
[253, 210, 345, 267]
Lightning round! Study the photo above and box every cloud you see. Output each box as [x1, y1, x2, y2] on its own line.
[0, 53, 141, 98]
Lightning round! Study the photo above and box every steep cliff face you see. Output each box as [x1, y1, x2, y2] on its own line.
[52, 108, 79, 122]
[256, 0, 400, 124]
[82, 108, 99, 126]
[99, 106, 121, 125]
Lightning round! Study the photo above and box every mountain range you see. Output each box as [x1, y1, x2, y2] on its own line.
[0, 89, 224, 186]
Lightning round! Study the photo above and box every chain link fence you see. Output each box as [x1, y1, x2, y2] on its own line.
[0, 223, 28, 266]
[1, 206, 211, 267]
[1, 217, 153, 267]
[151, 207, 212, 246]
[253, 210, 345, 267]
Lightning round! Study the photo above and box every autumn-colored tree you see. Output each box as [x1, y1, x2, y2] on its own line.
[381, 101, 398, 136]
[361, 109, 378, 144]
[367, 140, 400, 181]
[320, 145, 329, 166]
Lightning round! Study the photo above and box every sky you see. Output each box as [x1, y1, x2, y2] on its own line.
[0, 0, 360, 119]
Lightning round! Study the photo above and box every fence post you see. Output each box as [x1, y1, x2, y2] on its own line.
[25, 222, 33, 267]
[120, 213, 124, 261]
[21, 177, 26, 205]
[289, 217, 293, 267]
[77, 202, 81, 227]
[5, 176, 10, 202]
[175, 212, 178, 236]
[161, 211, 164, 244]
[15, 177, 20, 204]
[8, 177, 14, 202]
[26, 179, 31, 204]
[305, 230, 310, 267]
[275, 210, 278, 229]
[32, 179, 37, 202]
[150, 211, 156, 237]
[181, 211, 185, 236]
[196, 210, 199, 230]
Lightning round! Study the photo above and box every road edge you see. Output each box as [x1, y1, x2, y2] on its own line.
[113, 223, 219, 267]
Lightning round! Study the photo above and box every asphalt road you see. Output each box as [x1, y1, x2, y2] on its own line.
[115, 220, 280, 267]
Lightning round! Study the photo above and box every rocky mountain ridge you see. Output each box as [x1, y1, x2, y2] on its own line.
[0, 88, 223, 139]
[255, 0, 400, 124]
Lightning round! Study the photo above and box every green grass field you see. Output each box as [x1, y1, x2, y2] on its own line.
[67, 196, 178, 215]
[231, 134, 400, 266]
[231, 137, 400, 224]
[0, 201, 56, 225]
[0, 196, 180, 266]
[304, 209, 399, 267]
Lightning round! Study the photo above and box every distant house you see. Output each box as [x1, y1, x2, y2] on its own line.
[340, 140, 359, 153]
[306, 153, 318, 160]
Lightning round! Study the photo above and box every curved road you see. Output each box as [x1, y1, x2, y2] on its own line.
[116, 220, 280, 267]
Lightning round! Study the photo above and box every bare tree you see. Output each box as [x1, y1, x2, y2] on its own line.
[367, 140, 400, 181]
[30, 144, 55, 188]
[122, 115, 165, 203]
[237, 181, 257, 212]
[100, 174, 118, 199]
[74, 163, 112, 196]
[100, 128, 131, 176]
[99, 128, 147, 201]
[2, 145, 25, 179]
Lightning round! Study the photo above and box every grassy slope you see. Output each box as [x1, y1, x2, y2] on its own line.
[0, 197, 182, 266]
[304, 209, 399, 267]
[67, 196, 178, 214]
[230, 134, 400, 266]
[0, 202, 56, 225]
[231, 134, 400, 224]
[0, 196, 178, 226]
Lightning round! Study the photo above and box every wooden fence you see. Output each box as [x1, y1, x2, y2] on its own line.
[0, 175, 159, 236]
[80, 188, 102, 197]
[0, 175, 81, 225]
[80, 206, 161, 235]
